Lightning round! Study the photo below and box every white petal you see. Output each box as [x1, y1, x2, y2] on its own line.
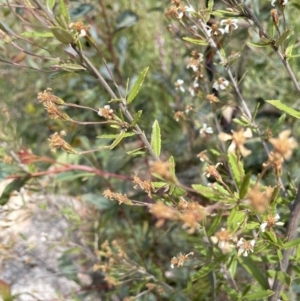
[243, 128, 253, 138]
[260, 222, 267, 232]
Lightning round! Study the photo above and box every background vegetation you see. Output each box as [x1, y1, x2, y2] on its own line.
[1, 0, 300, 300]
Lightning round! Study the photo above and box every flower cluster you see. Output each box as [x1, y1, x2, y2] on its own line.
[218, 128, 253, 157]
[264, 129, 298, 176]
[69, 21, 91, 38]
[48, 131, 75, 153]
[98, 105, 114, 119]
[170, 252, 194, 268]
[151, 200, 206, 233]
[211, 228, 237, 253]
[103, 188, 133, 205]
[133, 175, 154, 198]
[38, 88, 70, 120]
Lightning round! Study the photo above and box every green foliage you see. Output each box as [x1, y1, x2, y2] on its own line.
[1, 0, 300, 300]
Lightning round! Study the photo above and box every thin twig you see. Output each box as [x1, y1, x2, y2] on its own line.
[71, 44, 160, 161]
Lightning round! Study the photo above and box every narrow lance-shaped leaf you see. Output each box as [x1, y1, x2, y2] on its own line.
[110, 131, 126, 150]
[239, 257, 269, 289]
[275, 29, 292, 48]
[46, 0, 56, 11]
[21, 31, 54, 38]
[50, 27, 73, 44]
[244, 290, 274, 300]
[182, 37, 208, 46]
[59, 0, 70, 24]
[228, 153, 244, 186]
[266, 100, 300, 119]
[127, 67, 149, 104]
[151, 120, 161, 157]
[131, 110, 143, 127]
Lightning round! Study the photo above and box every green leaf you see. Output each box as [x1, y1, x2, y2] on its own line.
[277, 271, 291, 287]
[244, 289, 274, 300]
[57, 63, 86, 72]
[192, 261, 219, 280]
[172, 186, 187, 197]
[50, 27, 73, 44]
[110, 131, 126, 150]
[207, 211, 222, 236]
[151, 120, 161, 157]
[275, 29, 292, 48]
[182, 37, 208, 46]
[207, 0, 214, 11]
[46, 0, 56, 10]
[21, 31, 54, 38]
[127, 67, 149, 104]
[212, 9, 241, 18]
[239, 257, 269, 289]
[59, 0, 70, 24]
[97, 132, 135, 139]
[227, 206, 246, 232]
[131, 110, 143, 127]
[126, 148, 145, 156]
[283, 238, 300, 249]
[0, 175, 31, 206]
[228, 153, 244, 186]
[192, 184, 220, 200]
[247, 41, 271, 48]
[266, 100, 300, 118]
[239, 172, 251, 199]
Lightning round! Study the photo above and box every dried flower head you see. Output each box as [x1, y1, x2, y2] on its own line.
[174, 111, 185, 122]
[203, 163, 222, 182]
[269, 129, 297, 160]
[270, 9, 279, 27]
[133, 175, 154, 198]
[263, 151, 284, 176]
[150, 161, 176, 183]
[37, 88, 65, 105]
[43, 101, 70, 120]
[197, 150, 209, 162]
[150, 202, 179, 227]
[245, 185, 273, 213]
[206, 93, 220, 103]
[211, 228, 237, 253]
[180, 203, 206, 233]
[236, 238, 255, 257]
[218, 128, 252, 157]
[98, 105, 114, 119]
[103, 188, 132, 205]
[48, 131, 75, 153]
[170, 252, 194, 268]
[69, 21, 91, 38]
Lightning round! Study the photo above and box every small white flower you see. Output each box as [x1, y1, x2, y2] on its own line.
[78, 29, 87, 38]
[184, 5, 195, 18]
[200, 123, 214, 135]
[175, 79, 185, 92]
[237, 238, 255, 257]
[98, 104, 113, 117]
[220, 19, 238, 33]
[260, 213, 284, 232]
[271, 0, 288, 6]
[213, 78, 229, 91]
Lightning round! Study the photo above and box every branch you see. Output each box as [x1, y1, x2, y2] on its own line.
[269, 182, 300, 301]
[72, 45, 160, 161]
